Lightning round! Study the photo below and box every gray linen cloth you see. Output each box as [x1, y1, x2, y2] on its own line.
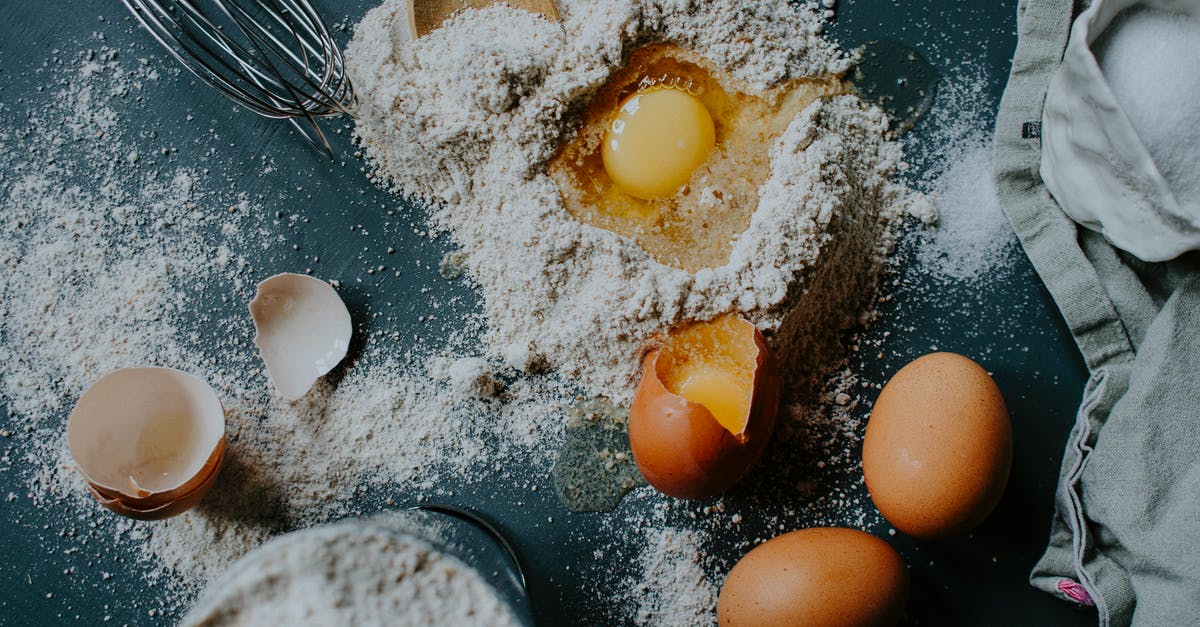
[994, 0, 1200, 624]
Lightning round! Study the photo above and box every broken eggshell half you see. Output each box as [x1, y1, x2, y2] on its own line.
[249, 272, 352, 401]
[67, 367, 227, 520]
[628, 314, 780, 499]
[88, 440, 226, 521]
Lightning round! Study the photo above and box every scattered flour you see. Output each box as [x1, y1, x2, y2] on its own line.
[619, 527, 718, 627]
[912, 138, 1011, 282]
[0, 45, 571, 615]
[903, 63, 1018, 282]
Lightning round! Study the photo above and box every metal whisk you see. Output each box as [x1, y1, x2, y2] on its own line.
[121, 0, 355, 158]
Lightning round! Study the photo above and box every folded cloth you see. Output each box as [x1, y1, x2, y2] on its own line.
[994, 0, 1200, 625]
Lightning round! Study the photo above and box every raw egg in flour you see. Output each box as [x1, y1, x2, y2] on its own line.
[602, 87, 716, 199]
[549, 44, 843, 272]
[862, 352, 1013, 539]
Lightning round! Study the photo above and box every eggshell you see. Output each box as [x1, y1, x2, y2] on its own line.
[249, 272, 352, 401]
[628, 315, 778, 499]
[89, 436, 226, 511]
[862, 352, 1012, 539]
[718, 527, 908, 627]
[67, 367, 227, 520]
[88, 439, 226, 521]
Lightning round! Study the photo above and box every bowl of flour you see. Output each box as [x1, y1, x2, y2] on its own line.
[181, 510, 530, 626]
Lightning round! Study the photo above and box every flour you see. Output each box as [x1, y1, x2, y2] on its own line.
[435, 356, 502, 398]
[1095, 5, 1200, 205]
[904, 63, 1018, 283]
[620, 527, 717, 627]
[0, 45, 571, 615]
[181, 516, 519, 627]
[347, 0, 915, 402]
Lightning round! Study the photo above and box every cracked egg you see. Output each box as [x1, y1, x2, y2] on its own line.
[549, 44, 844, 272]
[628, 314, 780, 499]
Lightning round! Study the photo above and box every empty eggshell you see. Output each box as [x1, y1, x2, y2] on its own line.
[628, 314, 779, 499]
[67, 367, 227, 520]
[87, 440, 226, 521]
[249, 272, 352, 400]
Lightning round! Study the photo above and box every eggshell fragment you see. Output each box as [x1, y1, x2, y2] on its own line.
[717, 527, 908, 627]
[862, 352, 1012, 539]
[67, 367, 227, 520]
[628, 315, 779, 499]
[249, 272, 352, 400]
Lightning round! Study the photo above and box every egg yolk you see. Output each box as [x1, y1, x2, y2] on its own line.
[548, 44, 846, 271]
[601, 87, 716, 200]
[672, 367, 749, 435]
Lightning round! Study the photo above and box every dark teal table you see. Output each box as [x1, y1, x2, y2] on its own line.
[0, 1, 1095, 624]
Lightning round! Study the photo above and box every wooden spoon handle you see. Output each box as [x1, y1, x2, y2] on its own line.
[408, 0, 561, 38]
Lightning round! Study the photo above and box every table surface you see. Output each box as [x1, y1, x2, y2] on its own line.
[0, 1, 1097, 625]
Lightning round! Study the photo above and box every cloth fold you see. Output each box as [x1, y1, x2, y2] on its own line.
[994, 0, 1200, 624]
[1040, 0, 1200, 263]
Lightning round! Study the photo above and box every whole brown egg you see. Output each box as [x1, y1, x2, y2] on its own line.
[862, 352, 1013, 539]
[717, 527, 908, 626]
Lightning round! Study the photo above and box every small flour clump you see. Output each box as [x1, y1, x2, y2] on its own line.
[348, 0, 917, 402]
[181, 517, 519, 626]
[436, 355, 502, 397]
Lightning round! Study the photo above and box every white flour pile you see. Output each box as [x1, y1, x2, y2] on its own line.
[1096, 5, 1200, 205]
[347, 0, 918, 401]
[181, 517, 519, 627]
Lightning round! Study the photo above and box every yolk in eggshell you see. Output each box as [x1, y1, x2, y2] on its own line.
[669, 365, 749, 435]
[657, 314, 757, 435]
[627, 313, 780, 499]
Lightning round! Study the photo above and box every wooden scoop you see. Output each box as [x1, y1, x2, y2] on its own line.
[408, 0, 560, 38]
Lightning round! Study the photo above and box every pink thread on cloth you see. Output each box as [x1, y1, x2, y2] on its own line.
[1057, 578, 1095, 606]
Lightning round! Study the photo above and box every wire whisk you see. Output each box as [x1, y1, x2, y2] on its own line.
[121, 0, 355, 158]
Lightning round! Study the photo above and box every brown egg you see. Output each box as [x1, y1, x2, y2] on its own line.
[717, 527, 908, 627]
[862, 352, 1012, 539]
[628, 314, 779, 499]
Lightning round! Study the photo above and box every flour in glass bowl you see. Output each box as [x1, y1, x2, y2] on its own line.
[180, 516, 521, 627]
